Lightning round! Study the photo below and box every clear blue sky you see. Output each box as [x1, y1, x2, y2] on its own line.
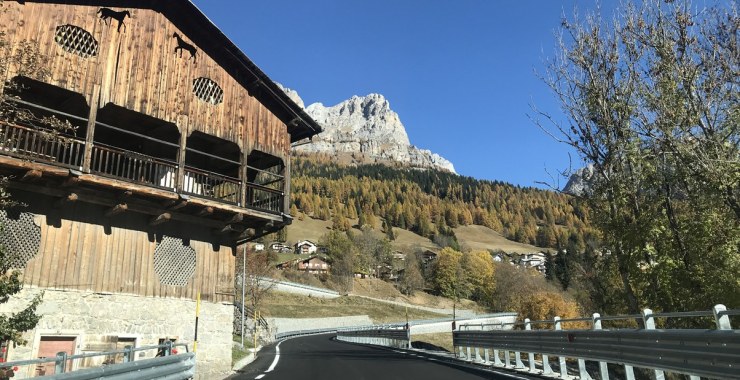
[192, 0, 620, 188]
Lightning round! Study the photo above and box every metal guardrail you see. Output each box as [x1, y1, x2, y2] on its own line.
[336, 326, 411, 349]
[1, 341, 192, 379]
[453, 304, 740, 380]
[36, 353, 195, 380]
[275, 328, 339, 340]
[408, 312, 517, 327]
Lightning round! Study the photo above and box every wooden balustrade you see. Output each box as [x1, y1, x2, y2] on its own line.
[0, 122, 284, 212]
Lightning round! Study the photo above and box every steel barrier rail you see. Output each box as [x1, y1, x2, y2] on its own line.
[453, 329, 740, 379]
[336, 327, 410, 349]
[37, 353, 196, 380]
[1, 341, 191, 379]
[276, 328, 338, 340]
[454, 304, 739, 380]
[337, 328, 409, 341]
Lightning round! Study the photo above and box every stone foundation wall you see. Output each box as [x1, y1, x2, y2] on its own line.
[0, 287, 233, 379]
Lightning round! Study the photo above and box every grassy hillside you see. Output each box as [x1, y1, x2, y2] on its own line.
[285, 216, 544, 255]
[454, 225, 545, 254]
[261, 291, 447, 323]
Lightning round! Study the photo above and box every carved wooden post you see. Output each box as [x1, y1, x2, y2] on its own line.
[283, 156, 291, 215]
[239, 148, 248, 207]
[82, 84, 101, 172]
[176, 116, 188, 192]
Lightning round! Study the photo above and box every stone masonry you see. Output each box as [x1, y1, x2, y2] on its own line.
[0, 287, 232, 379]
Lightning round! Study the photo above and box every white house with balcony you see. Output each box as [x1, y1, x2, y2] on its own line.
[295, 240, 318, 255]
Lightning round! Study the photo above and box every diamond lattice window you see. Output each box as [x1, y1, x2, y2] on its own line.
[0, 210, 41, 269]
[153, 236, 196, 286]
[54, 25, 99, 58]
[192, 77, 224, 105]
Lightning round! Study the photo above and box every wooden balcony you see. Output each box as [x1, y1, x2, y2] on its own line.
[0, 101, 286, 217]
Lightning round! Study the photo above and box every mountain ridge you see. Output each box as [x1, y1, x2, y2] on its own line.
[278, 84, 456, 173]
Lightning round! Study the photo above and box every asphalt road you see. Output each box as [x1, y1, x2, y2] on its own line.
[228, 334, 536, 380]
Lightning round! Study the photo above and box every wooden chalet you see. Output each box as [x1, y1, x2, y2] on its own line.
[276, 255, 330, 274]
[0, 0, 320, 378]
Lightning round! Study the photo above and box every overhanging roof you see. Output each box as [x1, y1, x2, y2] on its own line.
[19, 0, 322, 143]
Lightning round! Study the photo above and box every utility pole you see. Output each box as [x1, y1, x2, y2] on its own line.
[241, 245, 246, 348]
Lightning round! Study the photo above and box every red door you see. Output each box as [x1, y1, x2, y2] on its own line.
[36, 336, 76, 376]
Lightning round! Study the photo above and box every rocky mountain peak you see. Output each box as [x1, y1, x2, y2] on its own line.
[563, 164, 595, 196]
[277, 83, 455, 173]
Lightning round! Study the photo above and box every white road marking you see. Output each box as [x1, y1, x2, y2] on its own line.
[265, 340, 282, 373]
[255, 375, 265, 379]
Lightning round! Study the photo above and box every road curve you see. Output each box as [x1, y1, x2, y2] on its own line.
[228, 334, 535, 380]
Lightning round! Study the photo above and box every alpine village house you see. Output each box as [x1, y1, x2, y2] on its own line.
[0, 1, 320, 378]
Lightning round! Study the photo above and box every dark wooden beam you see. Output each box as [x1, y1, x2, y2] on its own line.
[197, 206, 214, 217]
[20, 169, 42, 182]
[149, 212, 172, 226]
[287, 117, 301, 129]
[246, 79, 263, 96]
[61, 176, 81, 188]
[226, 213, 244, 225]
[169, 200, 188, 210]
[7, 181, 223, 228]
[105, 203, 128, 217]
[54, 193, 78, 208]
[216, 224, 242, 235]
[236, 228, 256, 241]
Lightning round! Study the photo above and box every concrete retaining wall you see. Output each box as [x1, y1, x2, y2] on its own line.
[258, 277, 340, 298]
[270, 315, 373, 336]
[410, 313, 518, 335]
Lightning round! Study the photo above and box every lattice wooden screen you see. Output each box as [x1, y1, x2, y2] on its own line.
[0, 210, 41, 269]
[153, 236, 196, 286]
[192, 77, 224, 105]
[54, 24, 99, 58]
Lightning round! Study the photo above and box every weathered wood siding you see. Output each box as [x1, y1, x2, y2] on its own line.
[18, 198, 234, 303]
[0, 2, 289, 159]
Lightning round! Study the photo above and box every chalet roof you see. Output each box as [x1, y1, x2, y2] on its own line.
[25, 0, 321, 143]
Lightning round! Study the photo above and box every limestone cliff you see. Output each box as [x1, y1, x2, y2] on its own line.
[278, 84, 456, 173]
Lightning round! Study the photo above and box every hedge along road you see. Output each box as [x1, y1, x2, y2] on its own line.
[228, 333, 539, 380]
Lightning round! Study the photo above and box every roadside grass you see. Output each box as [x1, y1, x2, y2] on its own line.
[231, 336, 255, 365]
[260, 291, 447, 323]
[351, 278, 485, 314]
[273, 252, 312, 264]
[412, 332, 454, 352]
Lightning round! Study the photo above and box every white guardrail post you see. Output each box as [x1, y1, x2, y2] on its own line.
[554, 316, 568, 378]
[642, 309, 665, 380]
[541, 319, 553, 375]
[525, 318, 535, 373]
[514, 324, 525, 369]
[592, 313, 609, 380]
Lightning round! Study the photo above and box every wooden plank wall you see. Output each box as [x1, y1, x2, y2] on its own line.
[20, 202, 235, 303]
[0, 1, 290, 160]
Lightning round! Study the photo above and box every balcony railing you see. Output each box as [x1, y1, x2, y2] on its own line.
[0, 122, 285, 214]
[0, 122, 85, 169]
[90, 143, 179, 191]
[182, 166, 241, 206]
[246, 182, 283, 214]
